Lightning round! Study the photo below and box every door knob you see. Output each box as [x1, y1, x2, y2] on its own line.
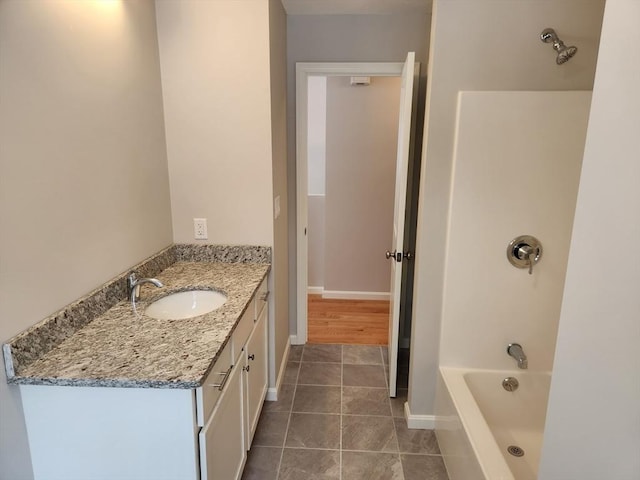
[385, 250, 402, 262]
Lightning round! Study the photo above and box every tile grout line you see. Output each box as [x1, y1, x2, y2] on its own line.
[339, 344, 343, 480]
[275, 349, 301, 480]
[383, 344, 407, 480]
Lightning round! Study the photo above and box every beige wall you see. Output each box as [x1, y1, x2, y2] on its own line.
[0, 1, 172, 477]
[440, 91, 590, 371]
[287, 14, 431, 329]
[411, 0, 605, 416]
[156, 0, 274, 246]
[156, 0, 288, 390]
[324, 76, 400, 295]
[539, 2, 640, 475]
[268, 0, 290, 388]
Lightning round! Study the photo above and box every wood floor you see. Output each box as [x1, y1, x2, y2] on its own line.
[307, 294, 390, 345]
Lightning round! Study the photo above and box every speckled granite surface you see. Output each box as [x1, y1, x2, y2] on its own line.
[175, 244, 271, 263]
[3, 244, 270, 389]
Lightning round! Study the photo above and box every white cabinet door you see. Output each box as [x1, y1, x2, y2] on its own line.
[199, 361, 246, 480]
[244, 303, 268, 449]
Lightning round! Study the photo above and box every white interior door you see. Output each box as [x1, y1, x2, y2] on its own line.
[387, 52, 416, 397]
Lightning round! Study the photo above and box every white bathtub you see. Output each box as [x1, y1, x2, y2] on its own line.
[435, 367, 551, 480]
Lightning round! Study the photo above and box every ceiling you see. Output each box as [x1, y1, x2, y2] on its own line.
[281, 0, 433, 15]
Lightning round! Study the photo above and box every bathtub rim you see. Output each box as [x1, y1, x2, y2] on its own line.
[439, 366, 552, 480]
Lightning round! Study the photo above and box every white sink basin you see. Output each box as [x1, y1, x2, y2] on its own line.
[145, 290, 227, 320]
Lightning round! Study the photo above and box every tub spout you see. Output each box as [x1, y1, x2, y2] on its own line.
[507, 343, 528, 369]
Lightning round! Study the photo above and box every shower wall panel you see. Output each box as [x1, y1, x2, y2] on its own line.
[439, 91, 591, 371]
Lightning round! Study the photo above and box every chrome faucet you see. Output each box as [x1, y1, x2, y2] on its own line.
[507, 343, 528, 369]
[128, 272, 163, 302]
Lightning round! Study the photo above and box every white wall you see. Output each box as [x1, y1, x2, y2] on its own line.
[156, 0, 274, 246]
[440, 91, 590, 371]
[307, 76, 327, 196]
[411, 0, 605, 416]
[307, 196, 326, 289]
[539, 2, 640, 477]
[324, 76, 400, 295]
[287, 13, 431, 331]
[0, 1, 173, 477]
[307, 76, 326, 289]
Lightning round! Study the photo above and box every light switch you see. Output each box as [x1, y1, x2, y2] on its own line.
[274, 196, 281, 219]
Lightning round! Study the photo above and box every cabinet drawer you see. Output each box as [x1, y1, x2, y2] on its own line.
[232, 301, 254, 361]
[199, 361, 245, 480]
[195, 340, 232, 427]
[255, 277, 269, 319]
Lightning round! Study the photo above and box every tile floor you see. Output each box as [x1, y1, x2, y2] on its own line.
[242, 344, 449, 480]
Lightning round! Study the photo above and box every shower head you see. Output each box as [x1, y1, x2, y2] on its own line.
[540, 28, 578, 65]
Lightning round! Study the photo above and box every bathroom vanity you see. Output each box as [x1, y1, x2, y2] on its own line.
[3, 245, 270, 480]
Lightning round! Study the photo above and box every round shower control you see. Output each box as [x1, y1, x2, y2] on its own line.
[507, 235, 542, 274]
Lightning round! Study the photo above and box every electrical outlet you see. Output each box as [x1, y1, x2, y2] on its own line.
[193, 218, 208, 240]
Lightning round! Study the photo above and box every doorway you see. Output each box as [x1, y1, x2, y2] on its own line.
[295, 62, 405, 343]
[306, 73, 400, 345]
[295, 58, 419, 397]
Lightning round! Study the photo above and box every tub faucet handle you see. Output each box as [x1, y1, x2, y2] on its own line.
[507, 235, 542, 275]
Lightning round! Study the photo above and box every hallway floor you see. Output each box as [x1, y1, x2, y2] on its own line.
[307, 296, 390, 345]
[242, 344, 449, 480]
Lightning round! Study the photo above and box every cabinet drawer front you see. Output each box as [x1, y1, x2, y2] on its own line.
[232, 302, 254, 361]
[199, 361, 245, 480]
[195, 340, 232, 426]
[255, 277, 269, 319]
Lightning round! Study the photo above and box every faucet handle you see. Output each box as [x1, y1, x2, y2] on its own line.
[507, 235, 542, 275]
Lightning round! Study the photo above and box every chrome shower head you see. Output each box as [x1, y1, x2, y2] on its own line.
[541, 28, 578, 65]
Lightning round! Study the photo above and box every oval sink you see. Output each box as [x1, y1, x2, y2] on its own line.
[145, 290, 227, 320]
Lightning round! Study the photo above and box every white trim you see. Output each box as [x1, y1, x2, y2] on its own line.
[265, 336, 291, 401]
[296, 62, 405, 347]
[307, 286, 324, 295]
[322, 290, 390, 301]
[404, 401, 436, 429]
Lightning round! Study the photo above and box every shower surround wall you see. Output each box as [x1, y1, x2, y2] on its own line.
[439, 91, 591, 370]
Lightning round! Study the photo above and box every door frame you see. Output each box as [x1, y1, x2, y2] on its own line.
[294, 62, 405, 345]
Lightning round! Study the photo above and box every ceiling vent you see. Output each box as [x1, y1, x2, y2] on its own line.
[350, 76, 371, 86]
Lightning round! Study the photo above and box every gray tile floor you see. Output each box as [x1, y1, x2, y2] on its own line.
[242, 344, 449, 480]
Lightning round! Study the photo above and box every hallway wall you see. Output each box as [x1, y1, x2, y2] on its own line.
[323, 76, 400, 297]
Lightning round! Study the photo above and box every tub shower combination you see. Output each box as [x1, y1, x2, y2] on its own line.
[436, 344, 552, 480]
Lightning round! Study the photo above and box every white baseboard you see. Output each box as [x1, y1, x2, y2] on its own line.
[289, 334, 305, 346]
[321, 290, 390, 301]
[404, 401, 436, 429]
[306, 288, 390, 301]
[266, 337, 291, 401]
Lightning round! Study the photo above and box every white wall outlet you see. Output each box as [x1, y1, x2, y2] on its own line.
[193, 218, 208, 240]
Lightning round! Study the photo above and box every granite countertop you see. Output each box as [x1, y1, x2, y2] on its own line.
[5, 261, 269, 389]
